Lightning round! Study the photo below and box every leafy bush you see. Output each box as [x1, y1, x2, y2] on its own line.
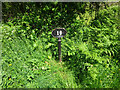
[1, 4, 120, 88]
[61, 6, 120, 88]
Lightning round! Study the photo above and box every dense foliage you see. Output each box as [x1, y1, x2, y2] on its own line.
[1, 2, 120, 88]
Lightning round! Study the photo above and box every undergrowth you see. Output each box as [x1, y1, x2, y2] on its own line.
[1, 5, 120, 88]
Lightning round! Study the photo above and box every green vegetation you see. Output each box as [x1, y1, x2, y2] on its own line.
[1, 2, 120, 88]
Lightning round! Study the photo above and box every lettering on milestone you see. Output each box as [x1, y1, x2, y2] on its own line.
[52, 28, 67, 38]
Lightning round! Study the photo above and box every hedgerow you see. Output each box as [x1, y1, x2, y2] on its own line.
[1, 3, 120, 88]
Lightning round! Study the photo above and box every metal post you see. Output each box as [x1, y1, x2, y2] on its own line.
[58, 38, 62, 62]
